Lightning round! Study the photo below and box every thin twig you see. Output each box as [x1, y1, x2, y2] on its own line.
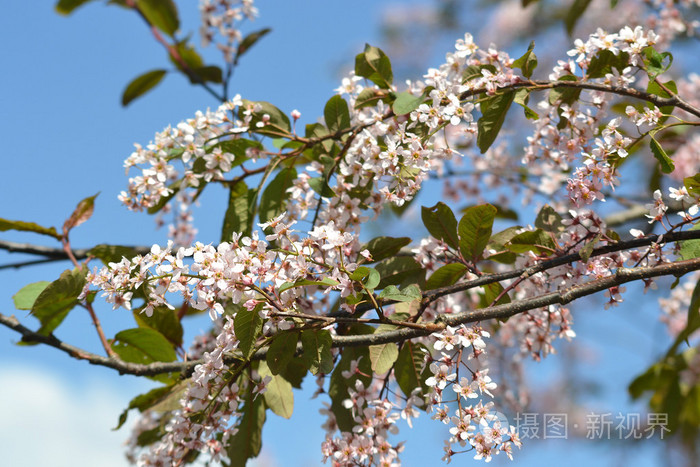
[0, 239, 150, 268]
[460, 79, 700, 119]
[123, 0, 225, 102]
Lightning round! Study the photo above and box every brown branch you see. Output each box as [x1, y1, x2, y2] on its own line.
[0, 313, 194, 376]
[460, 79, 700, 119]
[431, 228, 699, 298]
[4, 255, 700, 376]
[60, 235, 117, 359]
[336, 256, 700, 347]
[0, 240, 151, 268]
[337, 229, 700, 318]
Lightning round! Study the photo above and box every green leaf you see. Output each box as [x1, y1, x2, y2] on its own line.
[307, 177, 336, 198]
[222, 182, 256, 241]
[579, 234, 602, 263]
[88, 244, 141, 266]
[586, 50, 630, 79]
[136, 0, 179, 36]
[258, 361, 294, 419]
[55, 0, 96, 14]
[512, 41, 537, 79]
[489, 226, 522, 247]
[645, 78, 677, 124]
[684, 173, 700, 198]
[266, 331, 299, 375]
[13, 281, 50, 311]
[227, 380, 266, 466]
[535, 205, 564, 233]
[565, 0, 592, 36]
[29, 267, 86, 337]
[258, 167, 297, 224]
[305, 123, 334, 152]
[235, 304, 263, 359]
[629, 361, 672, 399]
[0, 218, 60, 240]
[212, 138, 262, 161]
[112, 328, 177, 363]
[394, 341, 429, 398]
[377, 284, 421, 302]
[239, 100, 291, 138]
[355, 44, 393, 89]
[480, 282, 511, 307]
[375, 257, 425, 289]
[644, 46, 673, 79]
[421, 202, 459, 249]
[301, 329, 334, 375]
[237, 28, 272, 58]
[111, 329, 177, 385]
[486, 251, 517, 264]
[549, 75, 581, 105]
[354, 88, 390, 109]
[513, 89, 539, 120]
[680, 223, 700, 261]
[650, 136, 674, 174]
[146, 179, 182, 215]
[462, 64, 497, 83]
[324, 95, 351, 133]
[115, 383, 176, 430]
[477, 91, 514, 153]
[278, 359, 307, 389]
[361, 236, 411, 263]
[507, 229, 557, 256]
[148, 380, 189, 413]
[369, 341, 399, 374]
[192, 65, 222, 83]
[458, 204, 497, 261]
[278, 277, 339, 294]
[350, 266, 381, 290]
[392, 91, 424, 115]
[133, 306, 183, 347]
[646, 78, 677, 100]
[425, 263, 468, 290]
[121, 69, 167, 106]
[63, 193, 99, 233]
[486, 226, 522, 264]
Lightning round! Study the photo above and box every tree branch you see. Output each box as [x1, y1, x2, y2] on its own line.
[0, 240, 151, 269]
[335, 256, 700, 347]
[0, 313, 196, 376]
[123, 0, 225, 102]
[4, 253, 700, 377]
[460, 79, 700, 119]
[422, 229, 700, 304]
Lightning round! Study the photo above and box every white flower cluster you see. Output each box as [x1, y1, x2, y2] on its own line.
[83, 216, 360, 324]
[524, 26, 658, 204]
[199, 0, 258, 62]
[119, 96, 245, 212]
[426, 325, 523, 463]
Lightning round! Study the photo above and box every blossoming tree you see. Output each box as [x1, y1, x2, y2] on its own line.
[3, 0, 700, 465]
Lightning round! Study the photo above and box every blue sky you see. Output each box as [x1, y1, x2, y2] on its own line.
[0, 1, 684, 466]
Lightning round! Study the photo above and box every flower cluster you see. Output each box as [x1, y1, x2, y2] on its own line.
[86, 217, 366, 323]
[199, 0, 258, 62]
[136, 317, 243, 465]
[119, 97, 245, 213]
[426, 325, 522, 463]
[321, 396, 404, 466]
[106, 8, 700, 463]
